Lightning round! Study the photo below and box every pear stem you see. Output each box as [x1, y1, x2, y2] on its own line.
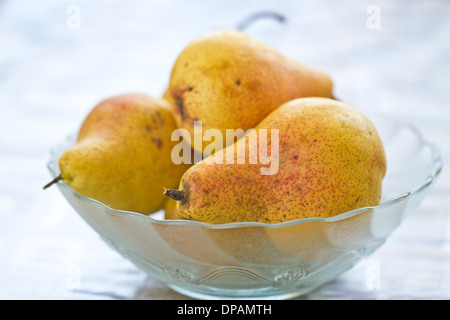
[43, 175, 62, 190]
[163, 188, 185, 202]
[236, 10, 287, 31]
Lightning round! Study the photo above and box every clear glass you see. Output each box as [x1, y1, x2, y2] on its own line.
[47, 115, 442, 300]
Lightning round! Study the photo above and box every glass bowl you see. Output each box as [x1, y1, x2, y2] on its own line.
[47, 115, 442, 300]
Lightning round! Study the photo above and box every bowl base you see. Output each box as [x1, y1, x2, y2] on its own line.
[168, 283, 322, 300]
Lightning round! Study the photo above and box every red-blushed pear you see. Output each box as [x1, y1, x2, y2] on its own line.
[44, 94, 191, 215]
[165, 97, 386, 224]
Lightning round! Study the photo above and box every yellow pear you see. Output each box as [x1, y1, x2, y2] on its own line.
[44, 93, 191, 215]
[163, 198, 182, 220]
[163, 29, 334, 153]
[164, 97, 387, 224]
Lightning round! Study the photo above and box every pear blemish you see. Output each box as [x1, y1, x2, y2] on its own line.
[176, 96, 185, 119]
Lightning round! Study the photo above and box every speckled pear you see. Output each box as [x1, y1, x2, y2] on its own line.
[164, 98, 387, 224]
[163, 29, 334, 153]
[44, 94, 191, 215]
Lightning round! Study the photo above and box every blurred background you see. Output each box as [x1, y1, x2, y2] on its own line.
[0, 0, 449, 299]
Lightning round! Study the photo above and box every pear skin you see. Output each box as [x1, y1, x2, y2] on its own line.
[53, 94, 191, 215]
[165, 97, 387, 224]
[163, 198, 182, 220]
[163, 29, 334, 153]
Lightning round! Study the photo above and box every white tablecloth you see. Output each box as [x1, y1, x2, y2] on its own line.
[1, 0, 449, 299]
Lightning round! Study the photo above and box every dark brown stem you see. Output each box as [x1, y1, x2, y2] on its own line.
[236, 10, 287, 31]
[43, 175, 62, 190]
[163, 188, 185, 202]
